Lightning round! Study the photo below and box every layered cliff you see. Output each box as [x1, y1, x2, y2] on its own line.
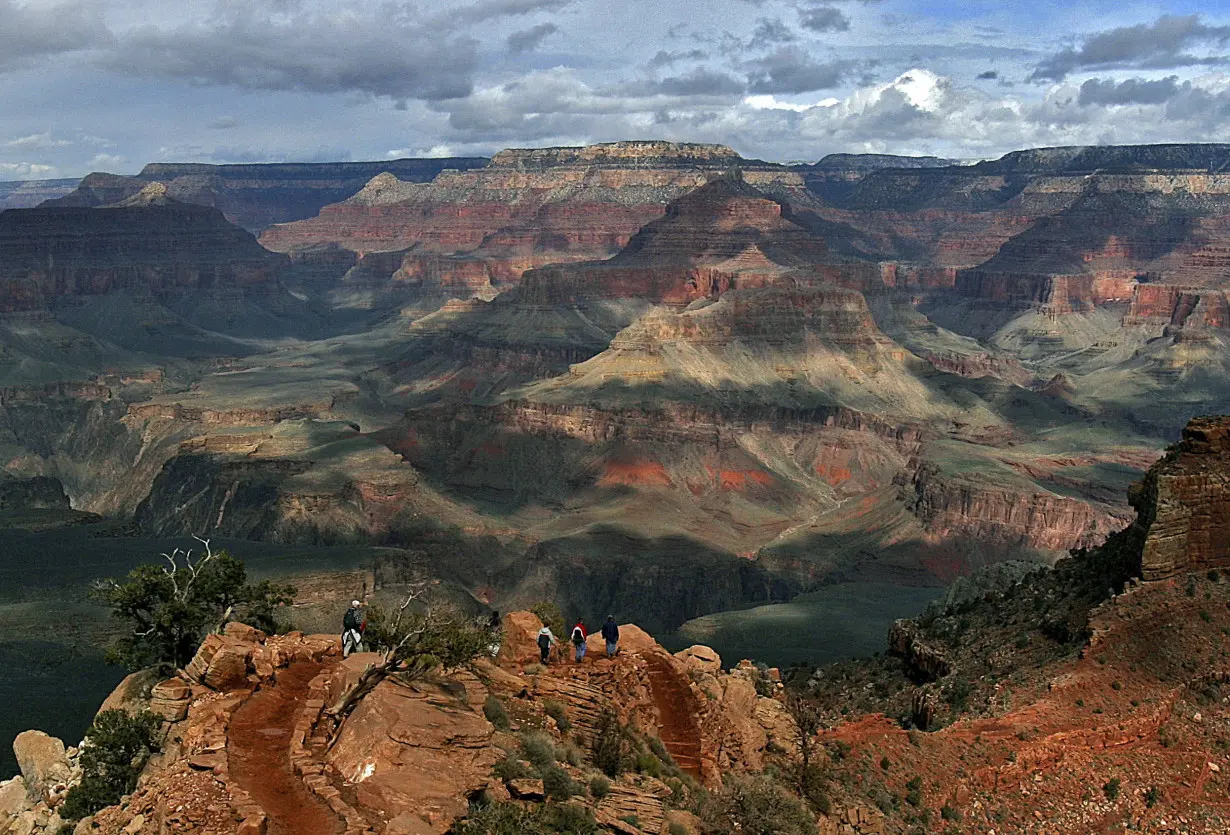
[1130, 415, 1230, 580]
[0, 200, 288, 312]
[259, 142, 808, 298]
[46, 158, 487, 232]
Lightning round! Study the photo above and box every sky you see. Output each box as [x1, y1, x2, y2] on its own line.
[4, 0, 1230, 178]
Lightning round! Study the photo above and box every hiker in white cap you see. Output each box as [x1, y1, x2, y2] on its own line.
[342, 600, 366, 657]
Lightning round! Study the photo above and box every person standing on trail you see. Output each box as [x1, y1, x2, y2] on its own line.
[601, 615, 620, 657]
[537, 623, 558, 665]
[342, 600, 366, 658]
[487, 610, 502, 658]
[570, 619, 588, 663]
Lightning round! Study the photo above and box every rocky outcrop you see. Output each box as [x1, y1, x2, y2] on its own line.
[906, 461, 1128, 555]
[47, 158, 488, 232]
[1131, 415, 1230, 580]
[260, 142, 807, 296]
[0, 203, 288, 312]
[0, 178, 78, 211]
[887, 620, 950, 682]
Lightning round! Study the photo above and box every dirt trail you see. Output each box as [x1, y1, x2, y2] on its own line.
[643, 653, 703, 779]
[228, 661, 343, 835]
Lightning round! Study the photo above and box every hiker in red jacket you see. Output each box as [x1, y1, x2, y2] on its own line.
[570, 619, 588, 663]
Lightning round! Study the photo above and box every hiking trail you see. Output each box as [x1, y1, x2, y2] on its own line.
[643, 652, 703, 779]
[228, 660, 344, 835]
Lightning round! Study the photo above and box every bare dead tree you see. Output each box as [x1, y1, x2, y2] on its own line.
[784, 690, 825, 789]
[322, 586, 490, 748]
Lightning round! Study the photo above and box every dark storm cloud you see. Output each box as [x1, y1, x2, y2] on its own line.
[977, 70, 998, 80]
[648, 49, 709, 68]
[1078, 76, 1181, 106]
[798, 5, 850, 33]
[747, 18, 797, 50]
[1030, 14, 1230, 82]
[105, 10, 479, 102]
[0, 0, 111, 71]
[745, 46, 856, 93]
[655, 69, 746, 96]
[507, 22, 559, 53]
[458, 0, 575, 23]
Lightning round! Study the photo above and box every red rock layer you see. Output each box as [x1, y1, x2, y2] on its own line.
[1132, 415, 1230, 580]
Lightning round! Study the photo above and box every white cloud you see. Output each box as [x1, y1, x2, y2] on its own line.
[0, 162, 58, 178]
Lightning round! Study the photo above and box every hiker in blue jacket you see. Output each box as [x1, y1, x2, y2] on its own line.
[601, 615, 620, 657]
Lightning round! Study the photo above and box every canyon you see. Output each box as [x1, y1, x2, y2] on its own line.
[2, 141, 1230, 784]
[3, 414, 1230, 833]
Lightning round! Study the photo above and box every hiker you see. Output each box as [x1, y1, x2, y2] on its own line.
[487, 610, 502, 658]
[536, 623, 558, 664]
[570, 619, 588, 663]
[601, 615, 620, 657]
[342, 600, 366, 658]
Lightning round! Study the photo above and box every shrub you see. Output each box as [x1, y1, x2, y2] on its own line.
[904, 776, 923, 808]
[589, 775, 611, 801]
[521, 731, 557, 769]
[541, 765, 576, 801]
[940, 803, 961, 822]
[454, 800, 597, 834]
[544, 700, 572, 733]
[60, 710, 162, 821]
[492, 754, 531, 781]
[667, 823, 688, 835]
[559, 741, 584, 767]
[1111, 681, 1122, 691]
[635, 750, 663, 778]
[591, 710, 630, 777]
[699, 773, 817, 835]
[800, 764, 831, 814]
[1201, 610, 1212, 623]
[1103, 777, 1121, 801]
[1144, 786, 1161, 808]
[828, 741, 851, 762]
[484, 696, 511, 731]
[879, 756, 890, 771]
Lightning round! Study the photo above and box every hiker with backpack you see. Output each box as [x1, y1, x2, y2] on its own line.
[601, 615, 620, 657]
[570, 619, 588, 663]
[342, 600, 366, 658]
[536, 623, 558, 664]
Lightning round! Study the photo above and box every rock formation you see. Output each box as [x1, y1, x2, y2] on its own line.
[0, 178, 78, 211]
[46, 158, 488, 232]
[1131, 415, 1230, 580]
[0, 201, 288, 312]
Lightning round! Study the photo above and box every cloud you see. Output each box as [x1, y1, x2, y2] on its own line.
[744, 47, 857, 94]
[647, 49, 708, 68]
[798, 5, 850, 34]
[976, 70, 998, 80]
[208, 116, 243, 130]
[507, 22, 559, 53]
[4, 132, 73, 150]
[0, 161, 58, 178]
[1031, 14, 1230, 82]
[1078, 76, 1181, 106]
[0, 0, 111, 72]
[747, 18, 796, 50]
[654, 69, 746, 97]
[103, 5, 479, 103]
[457, 0, 575, 22]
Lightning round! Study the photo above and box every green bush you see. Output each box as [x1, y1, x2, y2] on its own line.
[800, 764, 831, 814]
[1144, 786, 1161, 808]
[544, 700, 572, 733]
[484, 696, 511, 731]
[940, 803, 961, 822]
[61, 710, 162, 821]
[492, 754, 531, 781]
[521, 731, 557, 770]
[541, 765, 577, 802]
[454, 800, 597, 834]
[1103, 777, 1121, 801]
[699, 773, 817, 835]
[589, 775, 611, 801]
[591, 710, 630, 777]
[667, 823, 688, 835]
[635, 750, 663, 778]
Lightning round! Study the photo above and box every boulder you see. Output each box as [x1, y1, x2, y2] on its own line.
[496, 611, 544, 667]
[585, 623, 662, 658]
[0, 776, 30, 819]
[223, 622, 267, 644]
[12, 731, 70, 802]
[98, 668, 163, 717]
[185, 634, 254, 691]
[149, 678, 193, 722]
[674, 645, 722, 673]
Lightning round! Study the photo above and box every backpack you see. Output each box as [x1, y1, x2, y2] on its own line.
[571, 626, 585, 646]
[537, 632, 551, 651]
[343, 608, 360, 632]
